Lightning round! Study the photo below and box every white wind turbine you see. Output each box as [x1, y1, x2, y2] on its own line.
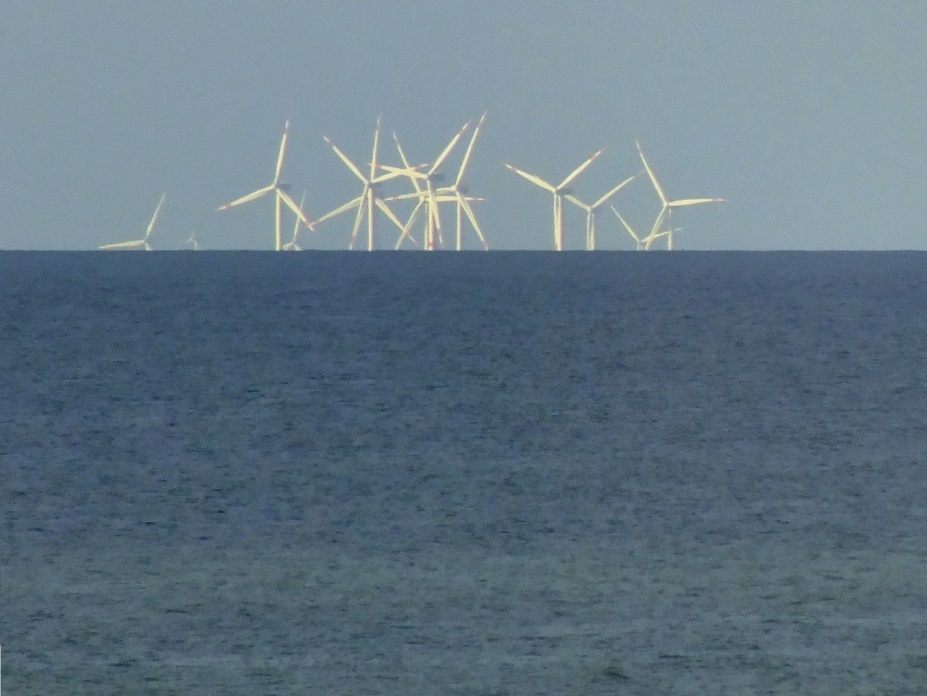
[99, 192, 166, 250]
[505, 149, 605, 251]
[186, 231, 201, 250]
[314, 117, 418, 251]
[445, 111, 490, 250]
[217, 119, 313, 251]
[383, 120, 473, 251]
[564, 172, 638, 250]
[636, 140, 724, 250]
[609, 205, 674, 250]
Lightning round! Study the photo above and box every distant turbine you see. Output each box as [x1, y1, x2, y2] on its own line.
[505, 149, 605, 251]
[217, 119, 313, 251]
[636, 140, 724, 250]
[283, 191, 314, 251]
[564, 172, 638, 250]
[609, 206, 674, 250]
[383, 120, 472, 250]
[315, 117, 418, 251]
[446, 111, 490, 250]
[99, 192, 166, 250]
[186, 231, 201, 251]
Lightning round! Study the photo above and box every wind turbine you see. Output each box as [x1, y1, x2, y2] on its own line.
[382, 120, 472, 251]
[610, 205, 674, 250]
[186, 231, 201, 250]
[564, 172, 638, 250]
[314, 117, 418, 251]
[636, 140, 724, 250]
[505, 149, 605, 251]
[217, 119, 313, 251]
[283, 191, 313, 251]
[446, 111, 490, 250]
[99, 192, 166, 250]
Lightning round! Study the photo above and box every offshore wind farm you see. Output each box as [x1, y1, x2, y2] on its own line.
[98, 114, 725, 252]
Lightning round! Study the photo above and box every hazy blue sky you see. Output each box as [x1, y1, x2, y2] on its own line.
[3, 1, 926, 250]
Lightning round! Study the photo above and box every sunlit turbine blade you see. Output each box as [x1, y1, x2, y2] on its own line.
[455, 112, 487, 187]
[273, 118, 291, 185]
[505, 164, 558, 193]
[373, 197, 407, 232]
[369, 115, 381, 181]
[217, 185, 275, 210]
[279, 188, 315, 231]
[610, 206, 641, 245]
[668, 197, 726, 207]
[635, 141, 668, 206]
[347, 193, 368, 250]
[323, 136, 368, 184]
[458, 195, 489, 250]
[564, 193, 591, 212]
[392, 133, 425, 196]
[315, 195, 363, 225]
[592, 173, 637, 208]
[395, 199, 426, 249]
[145, 192, 167, 239]
[429, 120, 471, 175]
[99, 239, 145, 250]
[371, 165, 425, 184]
[646, 208, 669, 245]
[558, 148, 605, 190]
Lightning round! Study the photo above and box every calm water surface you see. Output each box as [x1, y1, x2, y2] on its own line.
[2, 251, 927, 694]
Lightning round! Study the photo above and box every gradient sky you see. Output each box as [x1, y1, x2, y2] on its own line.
[3, 1, 926, 250]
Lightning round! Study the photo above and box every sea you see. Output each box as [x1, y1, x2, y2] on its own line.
[2, 250, 926, 695]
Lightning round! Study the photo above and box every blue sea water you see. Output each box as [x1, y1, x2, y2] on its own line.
[2, 250, 927, 694]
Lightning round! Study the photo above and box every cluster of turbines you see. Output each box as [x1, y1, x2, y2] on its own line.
[99, 113, 724, 252]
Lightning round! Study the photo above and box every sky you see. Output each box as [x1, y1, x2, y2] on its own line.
[2, 1, 926, 251]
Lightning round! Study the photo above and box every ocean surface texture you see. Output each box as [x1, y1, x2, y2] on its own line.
[2, 251, 927, 695]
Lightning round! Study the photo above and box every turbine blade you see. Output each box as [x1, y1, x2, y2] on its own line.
[455, 111, 487, 187]
[373, 165, 427, 183]
[315, 195, 363, 224]
[609, 205, 641, 243]
[592, 173, 637, 208]
[373, 197, 407, 231]
[217, 185, 274, 210]
[668, 197, 726, 207]
[394, 199, 425, 249]
[563, 193, 590, 212]
[392, 133, 426, 195]
[145, 192, 167, 238]
[645, 207, 669, 244]
[636, 141, 668, 206]
[430, 120, 471, 175]
[458, 195, 489, 250]
[274, 118, 291, 184]
[279, 188, 315, 231]
[99, 239, 145, 250]
[347, 194, 367, 250]
[558, 148, 605, 190]
[323, 135, 368, 184]
[369, 115, 381, 181]
[505, 164, 557, 193]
